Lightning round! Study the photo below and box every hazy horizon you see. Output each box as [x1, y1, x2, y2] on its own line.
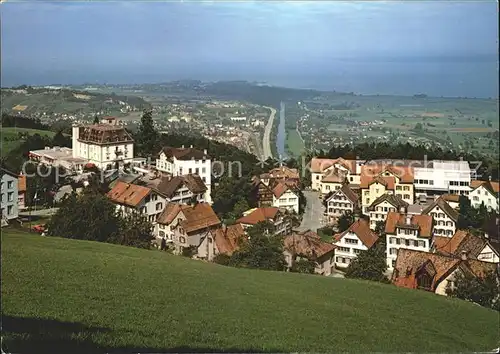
[1, 1, 498, 97]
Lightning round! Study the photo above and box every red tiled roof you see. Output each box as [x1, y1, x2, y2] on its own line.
[441, 194, 460, 203]
[160, 146, 209, 160]
[310, 157, 356, 173]
[284, 230, 336, 260]
[470, 180, 500, 195]
[334, 219, 378, 248]
[213, 223, 247, 256]
[272, 182, 291, 199]
[157, 203, 191, 225]
[433, 230, 491, 259]
[107, 181, 151, 207]
[360, 164, 414, 188]
[385, 212, 433, 238]
[236, 207, 280, 225]
[369, 194, 408, 211]
[180, 203, 221, 234]
[268, 166, 299, 179]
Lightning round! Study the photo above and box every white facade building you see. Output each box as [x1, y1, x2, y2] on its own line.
[333, 219, 379, 269]
[422, 198, 458, 237]
[468, 180, 499, 212]
[413, 160, 472, 197]
[156, 146, 212, 203]
[1, 168, 19, 225]
[271, 183, 299, 214]
[72, 122, 134, 170]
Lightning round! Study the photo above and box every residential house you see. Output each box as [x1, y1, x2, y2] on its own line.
[251, 177, 275, 208]
[72, 121, 134, 170]
[18, 174, 26, 210]
[271, 182, 299, 214]
[320, 171, 346, 197]
[236, 207, 292, 237]
[107, 181, 167, 223]
[332, 219, 379, 269]
[209, 223, 247, 260]
[326, 184, 359, 223]
[310, 157, 359, 192]
[155, 203, 192, 241]
[1, 168, 19, 226]
[468, 180, 499, 212]
[440, 194, 460, 209]
[432, 230, 500, 264]
[139, 174, 208, 205]
[360, 164, 414, 216]
[368, 194, 408, 230]
[422, 197, 459, 237]
[283, 230, 336, 276]
[155, 146, 212, 203]
[266, 166, 300, 188]
[391, 248, 497, 296]
[171, 203, 221, 255]
[385, 212, 434, 270]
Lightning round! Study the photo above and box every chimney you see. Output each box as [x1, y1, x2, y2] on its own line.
[405, 214, 411, 225]
[460, 250, 467, 261]
[203, 149, 207, 155]
[190, 144, 193, 148]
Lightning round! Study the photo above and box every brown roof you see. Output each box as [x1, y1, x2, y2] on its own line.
[77, 124, 133, 145]
[385, 212, 433, 238]
[213, 223, 247, 255]
[157, 202, 191, 225]
[322, 172, 345, 184]
[310, 157, 356, 174]
[369, 194, 409, 211]
[107, 181, 151, 207]
[392, 249, 497, 291]
[334, 219, 379, 248]
[340, 184, 359, 203]
[183, 174, 208, 194]
[422, 198, 459, 222]
[179, 203, 221, 234]
[284, 230, 336, 260]
[272, 182, 295, 198]
[18, 175, 26, 193]
[360, 164, 414, 188]
[470, 180, 500, 195]
[160, 146, 209, 160]
[441, 194, 460, 203]
[433, 230, 494, 259]
[153, 174, 207, 198]
[268, 166, 299, 179]
[236, 207, 280, 225]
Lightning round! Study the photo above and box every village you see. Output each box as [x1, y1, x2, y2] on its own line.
[2, 115, 499, 299]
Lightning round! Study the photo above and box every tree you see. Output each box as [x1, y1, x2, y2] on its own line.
[337, 211, 354, 233]
[135, 109, 159, 157]
[345, 243, 388, 282]
[414, 123, 423, 131]
[229, 222, 286, 271]
[233, 198, 250, 218]
[115, 212, 154, 249]
[93, 115, 100, 124]
[290, 258, 316, 274]
[446, 270, 499, 311]
[374, 220, 386, 248]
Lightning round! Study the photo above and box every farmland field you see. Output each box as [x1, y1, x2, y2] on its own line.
[1, 127, 56, 156]
[285, 129, 305, 156]
[2, 229, 499, 353]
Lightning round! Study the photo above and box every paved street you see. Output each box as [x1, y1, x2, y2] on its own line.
[297, 190, 326, 232]
[262, 106, 276, 160]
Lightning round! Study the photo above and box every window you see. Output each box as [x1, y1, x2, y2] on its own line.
[389, 237, 396, 244]
[156, 202, 163, 211]
[389, 248, 397, 255]
[413, 240, 419, 247]
[353, 249, 362, 254]
[179, 236, 186, 243]
[159, 231, 165, 237]
[403, 186, 409, 191]
[376, 188, 379, 193]
[202, 167, 206, 173]
[365, 198, 370, 204]
[145, 195, 150, 203]
[418, 240, 425, 248]
[7, 192, 13, 202]
[405, 239, 410, 246]
[429, 180, 434, 185]
[7, 181, 13, 189]
[338, 246, 350, 253]
[195, 168, 199, 175]
[473, 196, 479, 201]
[404, 194, 410, 200]
[364, 191, 369, 196]
[316, 175, 320, 180]
[345, 238, 358, 245]
[188, 168, 192, 174]
[141, 206, 147, 214]
[396, 186, 402, 191]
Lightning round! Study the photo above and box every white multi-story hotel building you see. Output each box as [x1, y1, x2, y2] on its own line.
[413, 160, 472, 197]
[156, 146, 212, 203]
[72, 121, 134, 170]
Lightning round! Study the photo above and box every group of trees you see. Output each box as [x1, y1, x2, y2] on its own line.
[457, 195, 497, 231]
[48, 187, 153, 249]
[446, 271, 499, 311]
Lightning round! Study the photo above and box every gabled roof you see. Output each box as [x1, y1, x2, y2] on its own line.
[433, 230, 496, 259]
[422, 198, 459, 222]
[334, 219, 379, 248]
[160, 146, 209, 160]
[322, 172, 345, 184]
[369, 194, 408, 211]
[272, 182, 296, 198]
[236, 207, 280, 225]
[385, 212, 433, 238]
[327, 184, 359, 204]
[360, 164, 414, 188]
[441, 194, 460, 203]
[310, 157, 356, 174]
[268, 166, 299, 179]
[179, 203, 221, 234]
[153, 174, 207, 198]
[470, 180, 500, 195]
[1, 167, 18, 179]
[107, 181, 152, 207]
[284, 230, 336, 260]
[212, 223, 247, 256]
[157, 202, 192, 225]
[392, 248, 497, 291]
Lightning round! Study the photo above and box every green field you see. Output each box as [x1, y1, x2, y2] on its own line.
[1, 127, 56, 156]
[2, 230, 499, 353]
[285, 129, 305, 157]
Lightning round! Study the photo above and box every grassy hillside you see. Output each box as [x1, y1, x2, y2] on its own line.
[2, 230, 499, 353]
[1, 127, 56, 155]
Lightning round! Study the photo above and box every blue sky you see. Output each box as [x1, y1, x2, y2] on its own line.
[1, 1, 498, 90]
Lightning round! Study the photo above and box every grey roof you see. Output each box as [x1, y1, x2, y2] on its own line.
[422, 198, 460, 222]
[369, 194, 409, 211]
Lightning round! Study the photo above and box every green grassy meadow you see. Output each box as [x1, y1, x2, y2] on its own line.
[285, 129, 305, 157]
[1, 127, 56, 156]
[2, 230, 499, 353]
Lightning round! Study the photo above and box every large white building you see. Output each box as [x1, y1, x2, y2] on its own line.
[72, 122, 134, 170]
[413, 160, 472, 197]
[333, 219, 379, 269]
[156, 146, 212, 203]
[1, 168, 19, 226]
[468, 180, 499, 212]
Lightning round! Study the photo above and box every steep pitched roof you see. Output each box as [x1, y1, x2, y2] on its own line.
[369, 194, 409, 211]
[213, 223, 247, 256]
[310, 157, 356, 174]
[160, 146, 209, 160]
[183, 174, 208, 194]
[236, 207, 280, 225]
[422, 198, 459, 222]
[433, 230, 494, 260]
[1, 167, 18, 179]
[268, 166, 299, 179]
[322, 172, 345, 184]
[157, 202, 191, 225]
[441, 194, 460, 203]
[385, 212, 433, 238]
[153, 174, 207, 198]
[107, 181, 151, 207]
[360, 164, 414, 188]
[284, 230, 336, 260]
[334, 219, 379, 248]
[470, 180, 500, 195]
[179, 203, 221, 234]
[340, 184, 359, 204]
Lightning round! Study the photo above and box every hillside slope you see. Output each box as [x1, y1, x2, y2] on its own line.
[2, 230, 498, 353]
